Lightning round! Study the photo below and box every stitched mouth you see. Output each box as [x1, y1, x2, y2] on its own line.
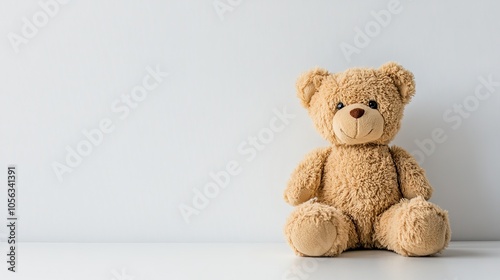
[340, 128, 373, 140]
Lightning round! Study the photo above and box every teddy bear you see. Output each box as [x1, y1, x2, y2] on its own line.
[284, 62, 451, 257]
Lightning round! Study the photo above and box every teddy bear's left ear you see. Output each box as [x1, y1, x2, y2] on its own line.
[379, 62, 415, 104]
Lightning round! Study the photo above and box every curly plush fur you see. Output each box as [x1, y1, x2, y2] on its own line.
[284, 62, 450, 257]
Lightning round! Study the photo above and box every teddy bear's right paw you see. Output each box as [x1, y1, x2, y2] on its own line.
[289, 218, 337, 256]
[284, 203, 356, 257]
[283, 188, 314, 206]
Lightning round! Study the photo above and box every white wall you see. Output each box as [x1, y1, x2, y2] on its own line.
[0, 0, 499, 242]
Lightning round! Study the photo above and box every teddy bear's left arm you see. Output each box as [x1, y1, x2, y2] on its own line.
[390, 146, 433, 200]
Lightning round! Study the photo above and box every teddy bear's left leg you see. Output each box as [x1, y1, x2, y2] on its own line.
[374, 196, 451, 256]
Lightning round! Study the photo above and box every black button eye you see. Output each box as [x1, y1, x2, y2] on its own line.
[336, 102, 345, 110]
[368, 100, 378, 109]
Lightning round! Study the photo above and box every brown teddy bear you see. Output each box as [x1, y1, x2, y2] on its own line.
[284, 62, 451, 257]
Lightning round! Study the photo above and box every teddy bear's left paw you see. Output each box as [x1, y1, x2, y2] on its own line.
[398, 198, 451, 256]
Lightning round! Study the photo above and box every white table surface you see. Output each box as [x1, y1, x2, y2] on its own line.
[0, 241, 499, 280]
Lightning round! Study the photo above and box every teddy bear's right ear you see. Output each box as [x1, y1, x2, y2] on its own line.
[296, 68, 329, 108]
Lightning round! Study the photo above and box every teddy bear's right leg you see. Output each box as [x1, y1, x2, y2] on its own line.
[284, 202, 358, 257]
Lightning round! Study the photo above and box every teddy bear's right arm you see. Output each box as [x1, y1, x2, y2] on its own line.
[284, 147, 331, 206]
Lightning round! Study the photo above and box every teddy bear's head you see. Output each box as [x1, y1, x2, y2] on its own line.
[297, 62, 415, 145]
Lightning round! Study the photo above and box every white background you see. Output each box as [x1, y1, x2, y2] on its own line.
[0, 0, 499, 243]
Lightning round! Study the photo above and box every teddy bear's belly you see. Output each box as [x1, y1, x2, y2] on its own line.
[317, 147, 402, 247]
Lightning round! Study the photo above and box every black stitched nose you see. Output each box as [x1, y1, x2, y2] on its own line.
[350, 108, 365, 119]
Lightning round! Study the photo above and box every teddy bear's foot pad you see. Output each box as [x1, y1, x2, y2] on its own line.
[399, 205, 450, 256]
[290, 219, 337, 256]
